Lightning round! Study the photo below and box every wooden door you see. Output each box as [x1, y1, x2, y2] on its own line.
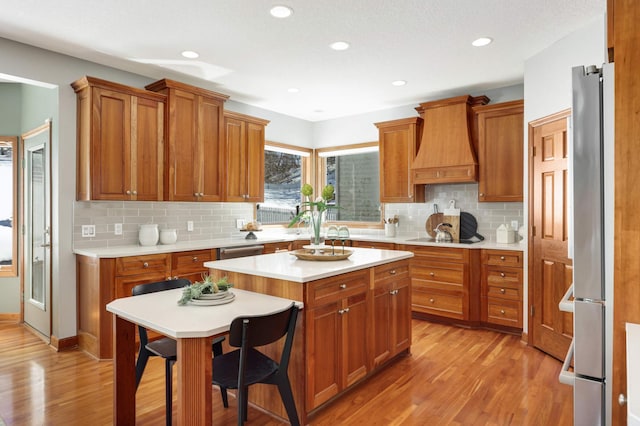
[306, 302, 340, 410]
[92, 88, 131, 200]
[131, 96, 163, 201]
[371, 283, 392, 367]
[392, 279, 411, 354]
[342, 292, 368, 387]
[529, 111, 573, 361]
[198, 95, 224, 201]
[167, 89, 199, 201]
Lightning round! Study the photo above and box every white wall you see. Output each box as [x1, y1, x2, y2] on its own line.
[521, 16, 606, 331]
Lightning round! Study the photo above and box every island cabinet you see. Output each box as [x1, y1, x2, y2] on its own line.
[401, 244, 480, 324]
[224, 111, 269, 202]
[206, 252, 412, 424]
[375, 117, 425, 203]
[306, 269, 370, 409]
[480, 249, 523, 330]
[371, 260, 411, 367]
[145, 79, 229, 202]
[71, 76, 166, 201]
[474, 100, 524, 202]
[76, 253, 171, 359]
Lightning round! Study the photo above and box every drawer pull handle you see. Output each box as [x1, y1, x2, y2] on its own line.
[338, 308, 350, 315]
[390, 289, 399, 295]
[500, 309, 506, 315]
[500, 288, 506, 294]
[192, 256, 198, 262]
[500, 256, 506, 260]
[143, 262, 149, 268]
[500, 272, 505, 277]
[339, 284, 347, 289]
[389, 270, 396, 275]
[429, 298, 435, 303]
[429, 272, 435, 276]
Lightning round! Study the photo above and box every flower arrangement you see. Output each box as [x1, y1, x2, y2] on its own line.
[288, 183, 336, 245]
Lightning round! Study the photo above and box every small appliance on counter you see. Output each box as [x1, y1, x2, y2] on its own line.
[496, 224, 516, 244]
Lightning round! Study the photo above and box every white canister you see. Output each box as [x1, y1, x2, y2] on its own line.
[139, 224, 159, 246]
[159, 228, 177, 245]
[384, 223, 396, 237]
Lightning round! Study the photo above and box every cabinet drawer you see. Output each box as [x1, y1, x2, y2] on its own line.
[486, 284, 520, 300]
[171, 249, 215, 274]
[411, 262, 464, 292]
[115, 254, 171, 276]
[373, 260, 409, 286]
[351, 240, 396, 250]
[486, 298, 521, 327]
[407, 245, 466, 262]
[307, 270, 368, 306]
[483, 250, 523, 267]
[262, 242, 292, 253]
[412, 288, 463, 318]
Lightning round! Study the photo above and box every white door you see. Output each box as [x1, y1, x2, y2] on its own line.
[22, 122, 51, 341]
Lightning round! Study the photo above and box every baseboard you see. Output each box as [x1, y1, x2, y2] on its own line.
[0, 313, 20, 322]
[50, 334, 79, 352]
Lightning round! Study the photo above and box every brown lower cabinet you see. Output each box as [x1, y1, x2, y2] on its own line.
[76, 249, 215, 359]
[480, 249, 524, 330]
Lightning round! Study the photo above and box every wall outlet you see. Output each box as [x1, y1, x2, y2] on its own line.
[187, 220, 194, 232]
[114, 223, 123, 235]
[81, 224, 95, 238]
[511, 220, 519, 230]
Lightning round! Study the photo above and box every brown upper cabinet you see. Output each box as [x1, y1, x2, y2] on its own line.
[72, 76, 166, 201]
[145, 79, 229, 202]
[474, 100, 524, 202]
[375, 117, 425, 203]
[223, 111, 269, 202]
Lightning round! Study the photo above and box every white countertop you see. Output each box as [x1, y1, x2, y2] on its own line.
[73, 232, 524, 258]
[204, 247, 414, 283]
[106, 287, 301, 338]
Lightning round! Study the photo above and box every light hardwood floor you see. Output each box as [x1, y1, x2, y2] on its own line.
[0, 320, 572, 425]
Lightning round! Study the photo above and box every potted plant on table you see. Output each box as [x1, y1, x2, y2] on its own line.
[288, 183, 337, 246]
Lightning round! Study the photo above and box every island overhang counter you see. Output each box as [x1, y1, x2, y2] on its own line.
[205, 247, 414, 424]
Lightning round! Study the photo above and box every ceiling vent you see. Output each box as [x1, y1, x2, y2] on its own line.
[412, 94, 489, 184]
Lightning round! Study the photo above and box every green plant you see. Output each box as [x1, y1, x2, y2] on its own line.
[288, 183, 337, 244]
[177, 275, 233, 305]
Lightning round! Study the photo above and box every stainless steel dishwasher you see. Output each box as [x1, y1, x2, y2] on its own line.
[217, 245, 264, 259]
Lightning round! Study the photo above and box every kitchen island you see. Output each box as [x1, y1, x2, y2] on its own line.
[205, 247, 414, 424]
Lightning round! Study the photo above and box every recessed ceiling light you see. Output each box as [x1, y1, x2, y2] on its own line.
[472, 37, 493, 47]
[391, 80, 407, 86]
[330, 41, 350, 51]
[270, 5, 293, 18]
[287, 87, 300, 93]
[181, 50, 199, 59]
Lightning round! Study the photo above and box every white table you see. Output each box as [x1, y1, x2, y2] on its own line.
[106, 288, 301, 425]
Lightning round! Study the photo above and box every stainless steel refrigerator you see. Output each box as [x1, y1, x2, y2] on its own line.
[559, 63, 614, 425]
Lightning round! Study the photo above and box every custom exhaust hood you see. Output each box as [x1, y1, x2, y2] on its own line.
[412, 95, 489, 184]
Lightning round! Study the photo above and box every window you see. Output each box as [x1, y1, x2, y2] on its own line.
[317, 142, 381, 225]
[0, 136, 18, 277]
[259, 142, 312, 225]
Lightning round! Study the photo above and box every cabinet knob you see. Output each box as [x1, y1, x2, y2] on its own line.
[339, 283, 347, 289]
[500, 272, 505, 277]
[500, 310, 506, 315]
[429, 298, 435, 303]
[500, 256, 506, 260]
[199, 192, 205, 197]
[429, 272, 435, 276]
[338, 307, 350, 315]
[194, 192, 199, 197]
[389, 269, 396, 275]
[126, 190, 131, 195]
[390, 289, 399, 295]
[500, 288, 506, 294]
[192, 257, 198, 262]
[143, 262, 149, 268]
[479, 192, 485, 197]
[132, 190, 137, 195]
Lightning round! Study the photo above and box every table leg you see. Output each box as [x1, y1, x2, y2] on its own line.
[177, 337, 212, 425]
[113, 315, 136, 424]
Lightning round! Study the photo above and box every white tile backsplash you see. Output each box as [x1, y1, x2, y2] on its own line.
[73, 183, 524, 248]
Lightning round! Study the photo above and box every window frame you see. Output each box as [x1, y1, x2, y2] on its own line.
[0, 136, 18, 277]
[315, 141, 384, 229]
[261, 141, 313, 228]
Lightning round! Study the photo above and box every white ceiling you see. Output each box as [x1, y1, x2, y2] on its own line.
[0, 0, 605, 121]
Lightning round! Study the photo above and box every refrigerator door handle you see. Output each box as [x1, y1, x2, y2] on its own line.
[559, 338, 576, 386]
[559, 283, 575, 313]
